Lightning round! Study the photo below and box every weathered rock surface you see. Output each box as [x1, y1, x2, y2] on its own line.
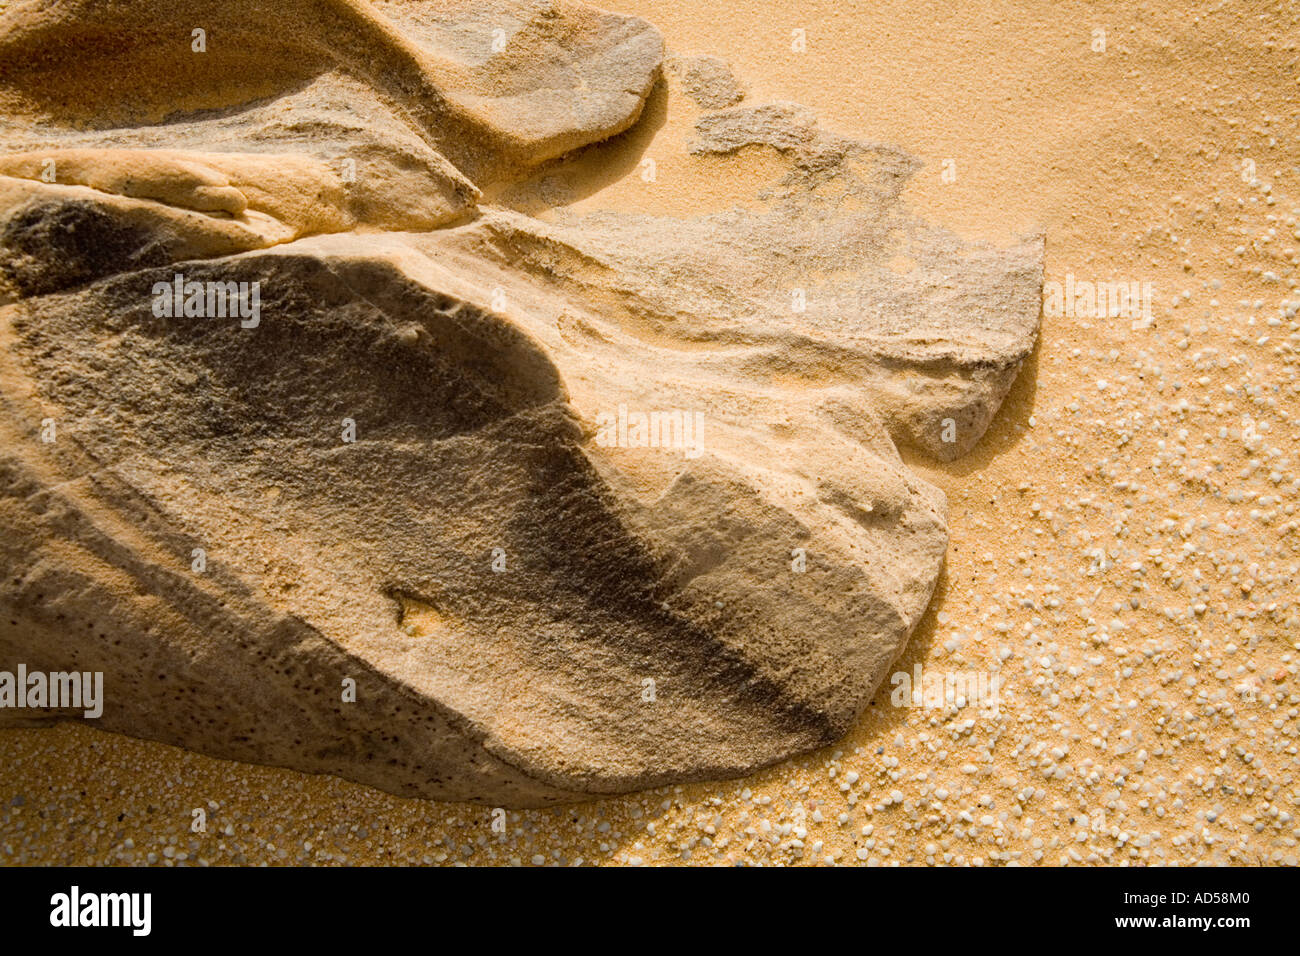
[0, 0, 1040, 804]
[668, 53, 745, 109]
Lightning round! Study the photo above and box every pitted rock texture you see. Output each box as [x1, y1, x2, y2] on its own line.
[668, 53, 745, 109]
[0, 0, 1041, 805]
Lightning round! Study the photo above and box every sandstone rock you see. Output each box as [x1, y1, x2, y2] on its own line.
[0, 0, 1040, 805]
[0, 0, 662, 183]
[668, 53, 745, 110]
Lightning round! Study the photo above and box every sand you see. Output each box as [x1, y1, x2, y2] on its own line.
[1, 0, 1297, 865]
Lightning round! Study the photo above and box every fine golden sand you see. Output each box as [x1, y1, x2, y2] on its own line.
[2, 0, 1298, 865]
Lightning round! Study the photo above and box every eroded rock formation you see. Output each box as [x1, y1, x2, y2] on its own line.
[0, 0, 1040, 805]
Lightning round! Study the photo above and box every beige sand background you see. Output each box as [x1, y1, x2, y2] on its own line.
[2, 0, 1298, 865]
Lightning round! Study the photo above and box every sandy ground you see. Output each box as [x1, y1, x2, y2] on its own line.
[2, 0, 1298, 865]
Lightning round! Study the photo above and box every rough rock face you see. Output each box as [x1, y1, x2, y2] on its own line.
[0, 0, 1041, 805]
[668, 53, 745, 109]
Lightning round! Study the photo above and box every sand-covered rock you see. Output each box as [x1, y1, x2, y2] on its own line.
[668, 53, 745, 109]
[0, 0, 1040, 804]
